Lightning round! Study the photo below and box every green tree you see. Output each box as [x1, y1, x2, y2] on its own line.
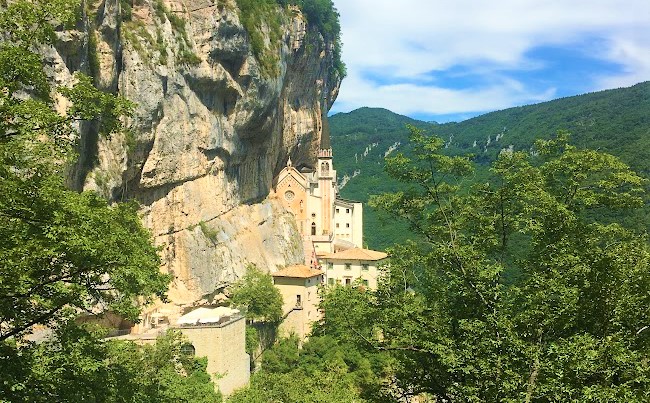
[320, 127, 650, 401]
[228, 335, 379, 403]
[230, 264, 283, 323]
[0, 0, 169, 343]
[1, 324, 222, 402]
[0, 0, 178, 399]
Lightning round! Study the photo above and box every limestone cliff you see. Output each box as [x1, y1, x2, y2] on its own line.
[49, 0, 341, 303]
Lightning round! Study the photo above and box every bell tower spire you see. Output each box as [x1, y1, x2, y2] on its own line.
[318, 111, 334, 235]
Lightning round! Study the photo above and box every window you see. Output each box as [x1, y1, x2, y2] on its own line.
[328, 262, 333, 270]
[345, 278, 351, 286]
[336, 208, 339, 213]
[311, 222, 316, 236]
[346, 208, 350, 213]
[345, 263, 351, 271]
[336, 223, 339, 228]
[296, 294, 302, 307]
[308, 292, 311, 301]
[346, 223, 350, 228]
[362, 279, 369, 287]
[180, 343, 196, 356]
[362, 264, 369, 271]
[328, 278, 334, 285]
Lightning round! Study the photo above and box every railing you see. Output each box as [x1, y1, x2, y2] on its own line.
[106, 328, 131, 337]
[175, 313, 245, 329]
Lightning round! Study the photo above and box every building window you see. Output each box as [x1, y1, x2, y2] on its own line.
[362, 279, 369, 287]
[345, 278, 351, 286]
[336, 223, 339, 228]
[328, 278, 334, 285]
[346, 208, 350, 213]
[346, 223, 350, 228]
[328, 262, 333, 270]
[336, 208, 339, 213]
[284, 190, 295, 201]
[311, 222, 316, 236]
[180, 343, 196, 357]
[362, 264, 369, 271]
[308, 292, 311, 301]
[345, 263, 351, 271]
[296, 294, 302, 308]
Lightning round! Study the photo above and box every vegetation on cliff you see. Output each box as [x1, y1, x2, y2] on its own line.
[235, 0, 345, 78]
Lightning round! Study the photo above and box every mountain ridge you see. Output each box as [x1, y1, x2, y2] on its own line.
[330, 81, 650, 249]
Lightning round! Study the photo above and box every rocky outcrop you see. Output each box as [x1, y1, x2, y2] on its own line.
[49, 0, 340, 303]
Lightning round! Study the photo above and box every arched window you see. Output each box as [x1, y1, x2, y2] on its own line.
[180, 343, 196, 357]
[311, 222, 316, 235]
[321, 162, 329, 175]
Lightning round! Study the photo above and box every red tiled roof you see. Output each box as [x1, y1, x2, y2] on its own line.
[272, 265, 324, 278]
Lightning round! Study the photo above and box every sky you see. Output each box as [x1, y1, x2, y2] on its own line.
[329, 0, 650, 122]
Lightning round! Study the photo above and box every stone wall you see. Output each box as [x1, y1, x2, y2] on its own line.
[179, 316, 250, 396]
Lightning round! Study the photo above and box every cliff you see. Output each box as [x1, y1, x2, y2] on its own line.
[47, 0, 341, 303]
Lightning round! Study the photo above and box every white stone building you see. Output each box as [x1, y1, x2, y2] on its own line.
[271, 264, 324, 340]
[274, 116, 363, 265]
[176, 307, 250, 396]
[319, 247, 388, 289]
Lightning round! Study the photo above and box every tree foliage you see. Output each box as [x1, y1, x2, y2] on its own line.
[230, 264, 283, 323]
[320, 126, 650, 401]
[0, 0, 182, 398]
[0, 0, 169, 343]
[1, 325, 221, 402]
[228, 335, 384, 403]
[330, 83, 650, 248]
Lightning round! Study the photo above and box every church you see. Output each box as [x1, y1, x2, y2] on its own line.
[272, 115, 388, 339]
[274, 115, 364, 267]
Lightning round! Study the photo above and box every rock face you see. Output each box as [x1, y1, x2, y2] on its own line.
[50, 0, 341, 303]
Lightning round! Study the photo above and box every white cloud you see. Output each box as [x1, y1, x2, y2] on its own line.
[330, 0, 650, 118]
[334, 71, 557, 118]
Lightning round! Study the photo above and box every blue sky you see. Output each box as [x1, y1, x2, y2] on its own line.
[329, 0, 650, 122]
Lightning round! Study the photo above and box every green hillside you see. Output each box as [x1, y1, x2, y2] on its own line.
[330, 81, 650, 250]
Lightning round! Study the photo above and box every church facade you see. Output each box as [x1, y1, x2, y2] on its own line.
[274, 118, 363, 267]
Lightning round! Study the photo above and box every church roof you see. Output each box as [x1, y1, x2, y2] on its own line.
[322, 248, 388, 261]
[272, 264, 324, 278]
[335, 197, 362, 206]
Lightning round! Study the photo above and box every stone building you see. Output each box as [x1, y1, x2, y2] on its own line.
[319, 247, 388, 289]
[274, 116, 363, 265]
[271, 264, 324, 340]
[176, 307, 250, 396]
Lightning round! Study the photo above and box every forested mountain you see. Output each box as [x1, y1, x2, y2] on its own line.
[330, 81, 650, 249]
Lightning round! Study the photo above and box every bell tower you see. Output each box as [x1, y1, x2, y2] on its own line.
[317, 112, 334, 237]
